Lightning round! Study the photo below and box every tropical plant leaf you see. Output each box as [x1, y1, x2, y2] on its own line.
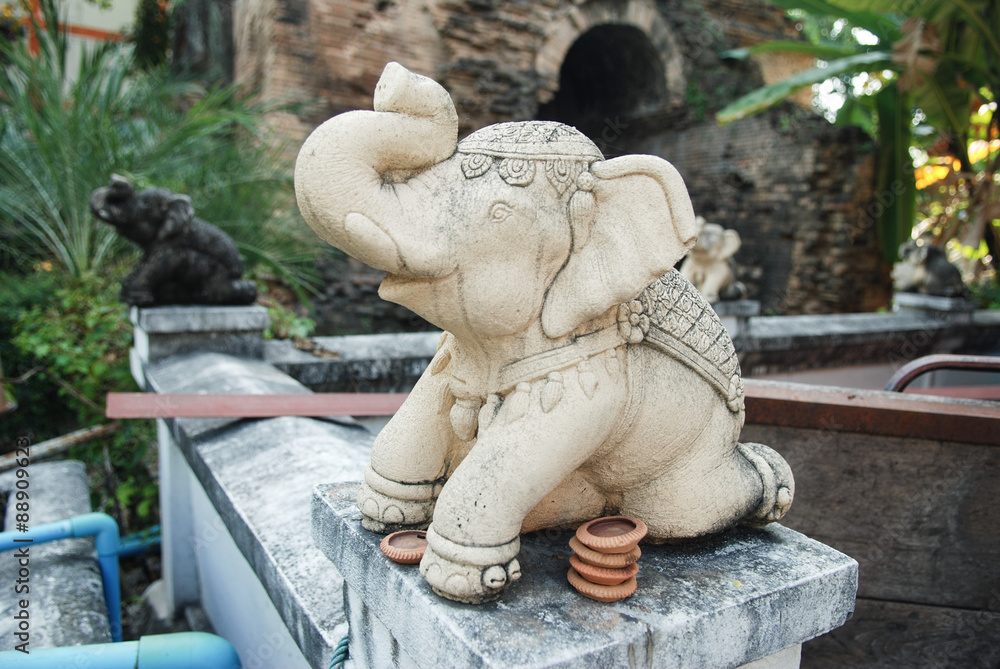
[723, 41, 864, 61]
[716, 50, 893, 125]
[759, 0, 902, 43]
[834, 94, 876, 135]
[912, 63, 974, 165]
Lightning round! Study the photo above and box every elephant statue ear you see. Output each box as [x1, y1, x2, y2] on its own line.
[541, 155, 697, 339]
[720, 229, 742, 259]
[159, 195, 194, 241]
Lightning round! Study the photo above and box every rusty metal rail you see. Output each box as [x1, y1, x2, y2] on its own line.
[108, 380, 1000, 447]
[885, 354, 1000, 393]
[742, 380, 999, 446]
[106, 392, 408, 419]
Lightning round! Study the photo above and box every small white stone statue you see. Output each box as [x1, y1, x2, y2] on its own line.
[295, 63, 793, 604]
[892, 240, 967, 298]
[679, 216, 747, 303]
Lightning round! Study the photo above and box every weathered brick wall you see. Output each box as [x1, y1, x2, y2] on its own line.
[633, 111, 888, 313]
[235, 0, 887, 315]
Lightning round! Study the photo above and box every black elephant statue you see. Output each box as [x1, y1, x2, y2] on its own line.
[90, 175, 257, 306]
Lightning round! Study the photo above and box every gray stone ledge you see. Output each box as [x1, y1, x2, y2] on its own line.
[146, 354, 373, 668]
[736, 310, 1000, 375]
[264, 313, 999, 393]
[713, 300, 761, 317]
[0, 461, 111, 649]
[144, 352, 317, 439]
[892, 292, 978, 312]
[266, 332, 441, 392]
[313, 485, 858, 669]
[130, 305, 270, 333]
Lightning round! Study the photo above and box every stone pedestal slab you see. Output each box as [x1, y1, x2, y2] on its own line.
[312, 484, 857, 669]
[713, 299, 760, 339]
[129, 305, 269, 386]
[892, 292, 976, 315]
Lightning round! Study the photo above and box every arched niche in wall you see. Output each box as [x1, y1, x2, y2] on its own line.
[534, 0, 685, 156]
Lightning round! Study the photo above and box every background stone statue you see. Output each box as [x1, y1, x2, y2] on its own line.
[892, 240, 967, 298]
[679, 216, 747, 303]
[295, 63, 793, 604]
[90, 175, 257, 306]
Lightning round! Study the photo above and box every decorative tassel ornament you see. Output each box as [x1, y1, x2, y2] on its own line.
[541, 372, 565, 413]
[450, 397, 481, 441]
[503, 383, 533, 425]
[479, 393, 501, 431]
[430, 348, 452, 375]
[603, 348, 620, 376]
[578, 360, 598, 399]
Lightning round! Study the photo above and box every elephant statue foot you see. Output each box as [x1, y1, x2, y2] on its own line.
[420, 526, 522, 604]
[737, 442, 795, 526]
[357, 465, 440, 533]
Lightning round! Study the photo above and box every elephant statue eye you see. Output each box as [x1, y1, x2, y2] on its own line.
[489, 202, 515, 224]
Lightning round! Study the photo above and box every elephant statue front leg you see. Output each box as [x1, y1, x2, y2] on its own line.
[420, 362, 623, 603]
[357, 339, 468, 532]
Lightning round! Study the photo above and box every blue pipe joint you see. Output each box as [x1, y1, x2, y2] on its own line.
[69, 512, 120, 557]
[0, 633, 241, 668]
[138, 632, 242, 669]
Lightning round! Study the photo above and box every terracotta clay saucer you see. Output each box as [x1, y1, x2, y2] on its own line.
[567, 568, 638, 603]
[568, 536, 641, 568]
[380, 530, 428, 564]
[569, 554, 639, 586]
[575, 516, 648, 554]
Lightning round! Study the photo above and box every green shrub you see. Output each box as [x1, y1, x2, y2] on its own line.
[970, 277, 1000, 310]
[0, 269, 70, 450]
[12, 273, 158, 531]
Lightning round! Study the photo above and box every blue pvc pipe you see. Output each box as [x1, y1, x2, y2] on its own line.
[0, 632, 242, 668]
[0, 512, 123, 641]
[118, 524, 162, 557]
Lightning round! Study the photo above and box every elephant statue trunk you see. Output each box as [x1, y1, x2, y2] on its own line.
[294, 62, 459, 278]
[295, 63, 795, 606]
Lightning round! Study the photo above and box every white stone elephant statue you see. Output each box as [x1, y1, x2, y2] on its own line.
[679, 216, 747, 303]
[295, 63, 793, 604]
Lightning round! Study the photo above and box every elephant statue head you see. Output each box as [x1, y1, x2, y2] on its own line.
[296, 63, 793, 604]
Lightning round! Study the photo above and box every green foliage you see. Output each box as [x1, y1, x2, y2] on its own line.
[716, 0, 1000, 266]
[13, 276, 134, 415]
[873, 81, 916, 263]
[685, 81, 709, 122]
[10, 273, 158, 531]
[0, 0, 318, 295]
[716, 50, 892, 125]
[969, 276, 1000, 309]
[0, 270, 70, 449]
[262, 301, 316, 340]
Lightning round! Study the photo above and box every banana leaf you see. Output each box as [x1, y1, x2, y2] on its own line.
[758, 0, 902, 43]
[722, 41, 864, 61]
[716, 50, 893, 125]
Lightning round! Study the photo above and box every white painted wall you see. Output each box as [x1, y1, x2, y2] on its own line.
[158, 422, 313, 669]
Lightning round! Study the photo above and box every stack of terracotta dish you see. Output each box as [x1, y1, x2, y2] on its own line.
[567, 516, 647, 602]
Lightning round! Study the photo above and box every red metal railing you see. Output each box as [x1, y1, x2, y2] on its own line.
[884, 354, 1000, 399]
